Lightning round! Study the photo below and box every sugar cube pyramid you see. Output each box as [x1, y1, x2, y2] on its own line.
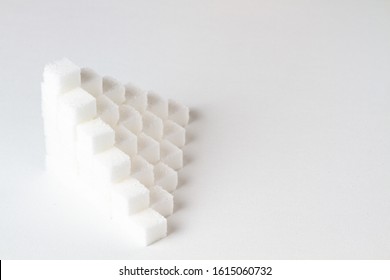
[42, 58, 189, 246]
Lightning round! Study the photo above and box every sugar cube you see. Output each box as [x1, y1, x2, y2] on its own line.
[111, 178, 149, 217]
[57, 87, 96, 125]
[149, 185, 174, 217]
[143, 111, 163, 141]
[138, 133, 160, 164]
[164, 120, 185, 147]
[168, 99, 189, 127]
[131, 155, 154, 187]
[103, 76, 125, 105]
[93, 147, 131, 183]
[76, 118, 115, 155]
[148, 92, 168, 119]
[128, 208, 167, 246]
[119, 104, 142, 134]
[154, 162, 178, 192]
[124, 83, 147, 113]
[160, 140, 183, 170]
[115, 125, 137, 157]
[81, 67, 102, 97]
[97, 95, 119, 127]
[43, 58, 81, 93]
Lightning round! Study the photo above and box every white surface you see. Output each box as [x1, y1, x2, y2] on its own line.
[0, 0, 390, 259]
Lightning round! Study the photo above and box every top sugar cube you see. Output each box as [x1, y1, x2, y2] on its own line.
[43, 58, 81, 93]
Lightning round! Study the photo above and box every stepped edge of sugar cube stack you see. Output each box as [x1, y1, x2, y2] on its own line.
[41, 58, 189, 246]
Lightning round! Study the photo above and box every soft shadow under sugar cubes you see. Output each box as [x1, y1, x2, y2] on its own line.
[42, 58, 189, 246]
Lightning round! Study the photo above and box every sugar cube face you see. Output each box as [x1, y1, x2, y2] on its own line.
[97, 95, 119, 127]
[149, 185, 174, 217]
[128, 208, 167, 246]
[143, 111, 163, 141]
[77, 118, 115, 155]
[164, 120, 186, 148]
[103, 76, 125, 105]
[81, 68, 103, 97]
[115, 125, 137, 157]
[57, 87, 96, 125]
[131, 155, 154, 187]
[43, 58, 81, 93]
[119, 105, 142, 134]
[41, 83, 59, 120]
[160, 140, 183, 170]
[168, 100, 189, 127]
[138, 133, 160, 164]
[42, 58, 189, 246]
[125, 83, 147, 113]
[111, 178, 149, 218]
[93, 147, 131, 183]
[148, 91, 168, 119]
[154, 162, 178, 192]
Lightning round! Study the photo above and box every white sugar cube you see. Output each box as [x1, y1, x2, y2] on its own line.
[138, 133, 160, 164]
[76, 118, 114, 155]
[115, 125, 137, 157]
[81, 67, 102, 97]
[154, 162, 178, 192]
[160, 140, 183, 170]
[97, 95, 119, 127]
[142, 111, 163, 140]
[41, 84, 59, 151]
[124, 83, 147, 113]
[119, 105, 142, 134]
[131, 155, 154, 187]
[56, 88, 97, 152]
[148, 92, 168, 119]
[103, 76, 125, 105]
[149, 185, 174, 217]
[164, 120, 185, 147]
[168, 99, 189, 127]
[57, 87, 96, 125]
[41, 82, 59, 119]
[93, 147, 131, 183]
[128, 208, 167, 246]
[44, 133, 59, 156]
[111, 178, 149, 218]
[43, 58, 81, 93]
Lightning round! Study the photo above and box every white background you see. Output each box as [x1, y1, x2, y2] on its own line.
[0, 0, 389, 259]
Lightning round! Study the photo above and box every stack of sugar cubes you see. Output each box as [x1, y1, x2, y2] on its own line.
[41, 58, 189, 246]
